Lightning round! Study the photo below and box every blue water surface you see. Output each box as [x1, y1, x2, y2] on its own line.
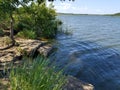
[52, 15, 120, 90]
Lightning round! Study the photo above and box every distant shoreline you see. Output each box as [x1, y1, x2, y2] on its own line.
[57, 12, 120, 16]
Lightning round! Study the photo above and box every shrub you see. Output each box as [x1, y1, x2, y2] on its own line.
[14, 14, 35, 34]
[34, 3, 58, 39]
[17, 29, 37, 39]
[10, 56, 66, 90]
[56, 19, 63, 25]
[13, 2, 60, 39]
[14, 22, 28, 34]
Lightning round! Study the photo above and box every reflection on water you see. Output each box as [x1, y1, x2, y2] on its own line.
[51, 15, 120, 90]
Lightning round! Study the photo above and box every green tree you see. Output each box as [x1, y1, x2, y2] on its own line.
[0, 0, 19, 45]
[0, 0, 33, 48]
[17, 1, 57, 38]
[0, 0, 74, 45]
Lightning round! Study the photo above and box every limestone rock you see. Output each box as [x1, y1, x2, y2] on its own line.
[63, 76, 94, 90]
[38, 44, 53, 57]
[0, 38, 52, 70]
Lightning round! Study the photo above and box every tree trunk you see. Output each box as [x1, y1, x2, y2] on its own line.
[0, 15, 15, 50]
[10, 15, 15, 45]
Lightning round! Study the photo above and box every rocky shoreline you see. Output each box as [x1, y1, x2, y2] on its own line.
[0, 38, 94, 90]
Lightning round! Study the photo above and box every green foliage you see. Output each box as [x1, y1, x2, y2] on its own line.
[10, 56, 66, 90]
[0, 1, 62, 39]
[0, 0, 17, 15]
[33, 3, 58, 38]
[14, 14, 34, 32]
[17, 29, 37, 39]
[0, 16, 10, 30]
[57, 19, 63, 25]
[0, 29, 4, 36]
[15, 2, 58, 39]
[0, 0, 34, 42]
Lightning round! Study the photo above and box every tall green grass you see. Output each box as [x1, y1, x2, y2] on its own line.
[10, 56, 66, 90]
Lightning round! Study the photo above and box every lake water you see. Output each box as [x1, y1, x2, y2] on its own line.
[52, 15, 120, 90]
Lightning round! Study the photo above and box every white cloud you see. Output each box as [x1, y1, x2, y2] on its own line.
[47, 1, 112, 14]
[54, 2, 90, 14]
[54, 2, 72, 13]
[71, 6, 89, 14]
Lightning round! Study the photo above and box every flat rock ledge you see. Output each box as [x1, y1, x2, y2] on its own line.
[63, 76, 94, 90]
[0, 38, 53, 70]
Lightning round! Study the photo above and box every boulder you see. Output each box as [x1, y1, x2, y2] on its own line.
[38, 44, 53, 57]
[63, 76, 94, 90]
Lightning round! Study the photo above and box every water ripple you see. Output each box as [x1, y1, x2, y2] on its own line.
[54, 15, 120, 90]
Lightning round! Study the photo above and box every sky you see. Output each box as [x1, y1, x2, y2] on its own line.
[47, 0, 120, 14]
